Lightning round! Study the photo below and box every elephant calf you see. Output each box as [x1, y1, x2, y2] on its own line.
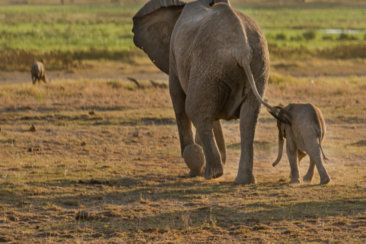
[31, 60, 48, 84]
[271, 103, 330, 185]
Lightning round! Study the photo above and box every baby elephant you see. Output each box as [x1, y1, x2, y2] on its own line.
[270, 103, 330, 185]
[31, 60, 48, 84]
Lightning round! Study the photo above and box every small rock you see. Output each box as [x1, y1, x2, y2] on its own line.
[7, 215, 18, 222]
[29, 124, 36, 132]
[75, 210, 97, 221]
[75, 211, 90, 220]
[80, 141, 86, 146]
[27, 147, 33, 152]
[89, 111, 95, 115]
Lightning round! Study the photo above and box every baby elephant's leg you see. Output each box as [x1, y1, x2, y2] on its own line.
[308, 146, 330, 185]
[32, 76, 37, 85]
[286, 138, 300, 184]
[298, 150, 306, 163]
[303, 159, 315, 182]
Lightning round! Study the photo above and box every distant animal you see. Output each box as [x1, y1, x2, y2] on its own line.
[31, 60, 48, 84]
[270, 103, 330, 185]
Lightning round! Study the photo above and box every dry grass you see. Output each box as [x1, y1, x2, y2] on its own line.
[0, 76, 365, 242]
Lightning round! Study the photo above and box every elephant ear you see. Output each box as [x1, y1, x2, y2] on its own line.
[269, 106, 292, 125]
[132, 0, 186, 74]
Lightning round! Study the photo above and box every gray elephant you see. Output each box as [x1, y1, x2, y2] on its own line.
[31, 60, 48, 84]
[133, 0, 280, 184]
[270, 103, 330, 185]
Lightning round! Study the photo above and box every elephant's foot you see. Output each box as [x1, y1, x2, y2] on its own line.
[290, 178, 300, 184]
[234, 173, 256, 185]
[303, 174, 313, 183]
[188, 169, 203, 177]
[320, 175, 330, 185]
[183, 144, 204, 177]
[204, 164, 223, 180]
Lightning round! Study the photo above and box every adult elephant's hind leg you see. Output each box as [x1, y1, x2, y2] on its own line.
[185, 79, 225, 180]
[235, 96, 260, 185]
[195, 122, 223, 179]
[195, 118, 226, 166]
[169, 74, 204, 177]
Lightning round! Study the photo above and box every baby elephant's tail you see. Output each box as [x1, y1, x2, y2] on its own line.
[318, 138, 328, 161]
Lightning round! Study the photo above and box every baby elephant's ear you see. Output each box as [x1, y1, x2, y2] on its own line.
[132, 0, 185, 74]
[279, 110, 291, 125]
[269, 106, 291, 125]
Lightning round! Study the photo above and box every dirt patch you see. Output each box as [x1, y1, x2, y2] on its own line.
[0, 74, 365, 243]
[228, 140, 272, 151]
[350, 140, 366, 147]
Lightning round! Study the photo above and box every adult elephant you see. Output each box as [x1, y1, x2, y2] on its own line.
[132, 0, 277, 184]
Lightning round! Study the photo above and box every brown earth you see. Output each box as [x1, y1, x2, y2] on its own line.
[2, 58, 365, 87]
[0, 68, 365, 242]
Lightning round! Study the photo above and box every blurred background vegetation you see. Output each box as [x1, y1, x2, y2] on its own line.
[0, 0, 365, 71]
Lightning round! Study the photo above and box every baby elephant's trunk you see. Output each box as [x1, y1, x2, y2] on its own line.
[272, 129, 284, 167]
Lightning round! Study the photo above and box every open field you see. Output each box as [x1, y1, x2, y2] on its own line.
[0, 75, 365, 242]
[0, 1, 366, 71]
[1, 3, 365, 52]
[0, 0, 365, 242]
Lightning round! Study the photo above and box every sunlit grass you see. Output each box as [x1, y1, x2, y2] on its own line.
[0, 3, 365, 52]
[0, 76, 365, 242]
[0, 3, 365, 72]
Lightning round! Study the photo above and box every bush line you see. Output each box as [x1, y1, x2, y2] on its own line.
[1, 44, 366, 71]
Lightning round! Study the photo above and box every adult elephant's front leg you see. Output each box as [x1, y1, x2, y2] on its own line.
[169, 74, 204, 176]
[235, 96, 261, 184]
[213, 120, 226, 164]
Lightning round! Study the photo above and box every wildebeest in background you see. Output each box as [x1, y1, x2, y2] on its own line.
[31, 60, 48, 84]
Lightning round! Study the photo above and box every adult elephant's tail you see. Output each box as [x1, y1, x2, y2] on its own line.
[234, 49, 290, 125]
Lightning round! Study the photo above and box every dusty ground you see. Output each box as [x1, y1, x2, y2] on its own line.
[2, 58, 366, 86]
[0, 60, 168, 86]
[0, 67, 365, 242]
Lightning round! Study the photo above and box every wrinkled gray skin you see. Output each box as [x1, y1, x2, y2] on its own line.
[31, 60, 48, 84]
[272, 103, 330, 185]
[133, 0, 277, 183]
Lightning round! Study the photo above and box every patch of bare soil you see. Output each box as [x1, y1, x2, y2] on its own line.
[3, 58, 366, 87]
[0, 60, 167, 86]
[272, 58, 366, 77]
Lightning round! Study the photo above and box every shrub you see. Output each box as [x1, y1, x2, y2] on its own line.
[322, 35, 333, 40]
[319, 44, 366, 59]
[290, 36, 302, 41]
[275, 33, 287, 40]
[302, 30, 317, 40]
[338, 33, 358, 41]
